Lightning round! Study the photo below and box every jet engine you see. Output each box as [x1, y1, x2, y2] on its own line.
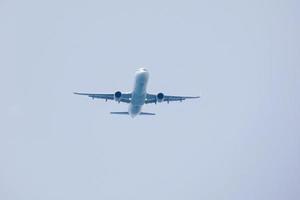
[156, 93, 164, 103]
[114, 91, 122, 102]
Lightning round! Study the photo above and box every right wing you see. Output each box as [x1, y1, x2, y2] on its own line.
[74, 92, 131, 103]
[145, 93, 200, 104]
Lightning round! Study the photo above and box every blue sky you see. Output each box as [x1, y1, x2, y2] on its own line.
[0, 0, 299, 199]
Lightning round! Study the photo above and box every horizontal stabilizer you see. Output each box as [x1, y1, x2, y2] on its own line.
[110, 112, 156, 116]
[140, 112, 156, 115]
[110, 112, 129, 115]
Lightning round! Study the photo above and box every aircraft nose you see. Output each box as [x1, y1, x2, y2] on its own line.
[138, 68, 148, 72]
[136, 68, 149, 78]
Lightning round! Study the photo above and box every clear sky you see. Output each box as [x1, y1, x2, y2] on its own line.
[0, 0, 299, 199]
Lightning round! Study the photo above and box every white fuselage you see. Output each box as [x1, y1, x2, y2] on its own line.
[129, 68, 149, 117]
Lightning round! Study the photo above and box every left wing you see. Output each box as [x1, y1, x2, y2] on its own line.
[74, 92, 131, 103]
[145, 93, 200, 104]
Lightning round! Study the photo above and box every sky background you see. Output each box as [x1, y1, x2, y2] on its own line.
[0, 0, 299, 199]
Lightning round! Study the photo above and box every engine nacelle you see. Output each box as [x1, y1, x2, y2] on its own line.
[114, 91, 122, 102]
[156, 93, 164, 103]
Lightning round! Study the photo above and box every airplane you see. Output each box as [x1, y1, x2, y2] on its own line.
[74, 68, 200, 118]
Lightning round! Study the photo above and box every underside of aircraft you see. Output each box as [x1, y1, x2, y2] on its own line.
[74, 68, 200, 118]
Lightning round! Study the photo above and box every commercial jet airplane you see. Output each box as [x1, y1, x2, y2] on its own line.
[74, 68, 200, 118]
